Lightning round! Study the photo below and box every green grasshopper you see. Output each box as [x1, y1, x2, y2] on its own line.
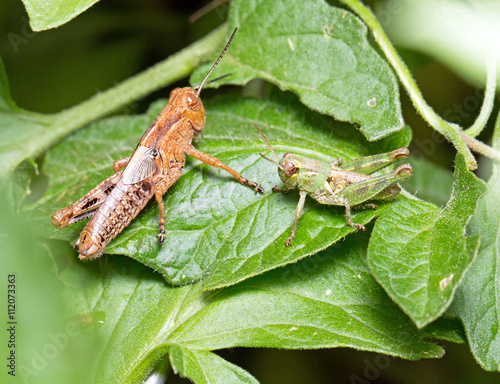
[255, 125, 413, 246]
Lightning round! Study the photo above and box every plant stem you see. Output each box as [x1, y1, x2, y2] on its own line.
[340, 0, 478, 169]
[460, 132, 500, 162]
[493, 107, 500, 151]
[464, 57, 497, 137]
[41, 25, 228, 160]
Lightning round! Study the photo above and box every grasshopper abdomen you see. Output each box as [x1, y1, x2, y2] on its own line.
[76, 179, 155, 259]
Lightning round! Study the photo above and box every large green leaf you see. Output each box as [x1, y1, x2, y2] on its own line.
[191, 0, 404, 141]
[27, 93, 410, 287]
[22, 0, 100, 31]
[367, 155, 486, 328]
[57, 231, 452, 384]
[451, 122, 500, 371]
[169, 345, 259, 384]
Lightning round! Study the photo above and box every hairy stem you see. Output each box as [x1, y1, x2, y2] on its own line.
[460, 132, 500, 162]
[493, 108, 500, 151]
[464, 57, 497, 138]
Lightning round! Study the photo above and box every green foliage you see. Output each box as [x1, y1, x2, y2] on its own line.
[26, 94, 410, 287]
[52, 233, 451, 383]
[22, 0, 101, 31]
[451, 129, 500, 371]
[2, 0, 500, 382]
[368, 154, 485, 328]
[404, 156, 454, 207]
[191, 0, 404, 140]
[0, 25, 228, 179]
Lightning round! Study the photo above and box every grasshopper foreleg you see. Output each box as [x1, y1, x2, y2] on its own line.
[286, 190, 308, 247]
[154, 190, 167, 244]
[185, 144, 263, 193]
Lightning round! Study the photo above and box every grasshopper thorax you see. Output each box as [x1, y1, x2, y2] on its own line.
[168, 87, 206, 131]
[279, 153, 301, 189]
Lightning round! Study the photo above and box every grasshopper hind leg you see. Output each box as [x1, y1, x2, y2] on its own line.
[51, 172, 122, 229]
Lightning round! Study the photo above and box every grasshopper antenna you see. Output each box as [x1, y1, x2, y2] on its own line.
[254, 124, 283, 170]
[193, 73, 232, 90]
[196, 27, 237, 96]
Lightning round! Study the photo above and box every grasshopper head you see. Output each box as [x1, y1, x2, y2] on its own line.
[278, 153, 301, 188]
[169, 28, 237, 133]
[169, 87, 206, 131]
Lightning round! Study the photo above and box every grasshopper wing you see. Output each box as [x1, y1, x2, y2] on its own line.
[122, 145, 159, 184]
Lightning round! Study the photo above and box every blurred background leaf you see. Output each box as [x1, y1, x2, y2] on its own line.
[22, 0, 101, 31]
[379, 0, 500, 88]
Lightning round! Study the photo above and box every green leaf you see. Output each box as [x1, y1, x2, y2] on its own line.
[368, 154, 486, 328]
[58, 231, 449, 383]
[169, 345, 259, 384]
[451, 126, 500, 371]
[191, 0, 404, 141]
[27, 93, 410, 288]
[22, 0, 100, 31]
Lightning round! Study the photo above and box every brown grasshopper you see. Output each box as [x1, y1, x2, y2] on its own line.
[52, 28, 262, 259]
[255, 125, 412, 246]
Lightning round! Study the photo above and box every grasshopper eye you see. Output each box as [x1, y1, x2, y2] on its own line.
[186, 95, 201, 111]
[283, 161, 297, 176]
[283, 152, 292, 157]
